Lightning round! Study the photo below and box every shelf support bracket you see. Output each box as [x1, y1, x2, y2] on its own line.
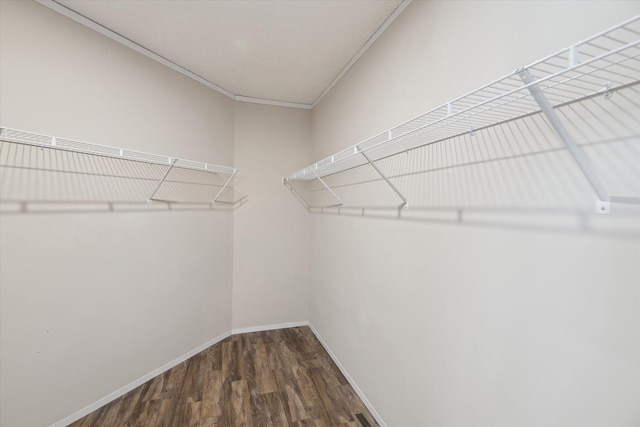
[148, 158, 177, 203]
[356, 145, 408, 209]
[518, 68, 611, 214]
[212, 169, 238, 204]
[283, 178, 311, 211]
[309, 167, 344, 207]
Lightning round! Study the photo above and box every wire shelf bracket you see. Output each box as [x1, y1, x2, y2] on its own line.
[518, 68, 611, 214]
[309, 166, 344, 208]
[356, 144, 408, 209]
[211, 169, 239, 204]
[148, 158, 178, 203]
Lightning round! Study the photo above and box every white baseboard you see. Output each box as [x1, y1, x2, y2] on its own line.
[232, 320, 309, 335]
[51, 320, 378, 427]
[308, 323, 388, 427]
[50, 330, 232, 427]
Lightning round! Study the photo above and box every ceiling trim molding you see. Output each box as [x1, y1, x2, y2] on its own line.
[234, 95, 312, 110]
[36, 0, 236, 99]
[35, 0, 409, 111]
[311, 0, 412, 109]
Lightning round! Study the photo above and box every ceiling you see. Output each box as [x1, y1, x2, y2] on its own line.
[44, 0, 408, 108]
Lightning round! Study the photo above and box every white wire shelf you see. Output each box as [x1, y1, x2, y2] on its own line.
[285, 15, 640, 215]
[0, 127, 243, 210]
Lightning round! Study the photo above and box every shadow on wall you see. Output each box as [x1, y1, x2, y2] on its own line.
[0, 199, 247, 215]
[0, 135, 247, 215]
[287, 84, 640, 239]
[306, 205, 640, 240]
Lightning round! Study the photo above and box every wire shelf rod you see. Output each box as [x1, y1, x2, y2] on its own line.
[288, 16, 640, 180]
[293, 79, 639, 187]
[0, 127, 237, 175]
[296, 44, 636, 180]
[0, 129, 242, 207]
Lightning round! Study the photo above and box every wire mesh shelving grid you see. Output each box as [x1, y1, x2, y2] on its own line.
[285, 16, 640, 215]
[0, 127, 242, 210]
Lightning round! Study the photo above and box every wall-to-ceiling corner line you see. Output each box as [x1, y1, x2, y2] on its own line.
[35, 1, 318, 111]
[234, 95, 313, 110]
[36, 0, 411, 113]
[311, 0, 413, 110]
[34, 0, 236, 99]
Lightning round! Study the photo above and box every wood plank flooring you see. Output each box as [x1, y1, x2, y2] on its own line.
[68, 326, 379, 427]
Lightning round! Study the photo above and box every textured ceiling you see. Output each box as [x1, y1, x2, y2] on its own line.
[55, 0, 404, 106]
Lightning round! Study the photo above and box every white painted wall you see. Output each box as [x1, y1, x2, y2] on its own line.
[232, 102, 310, 330]
[310, 2, 640, 426]
[2, 1, 639, 426]
[0, 2, 234, 426]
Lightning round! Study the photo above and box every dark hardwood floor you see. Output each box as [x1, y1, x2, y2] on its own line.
[68, 326, 378, 426]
